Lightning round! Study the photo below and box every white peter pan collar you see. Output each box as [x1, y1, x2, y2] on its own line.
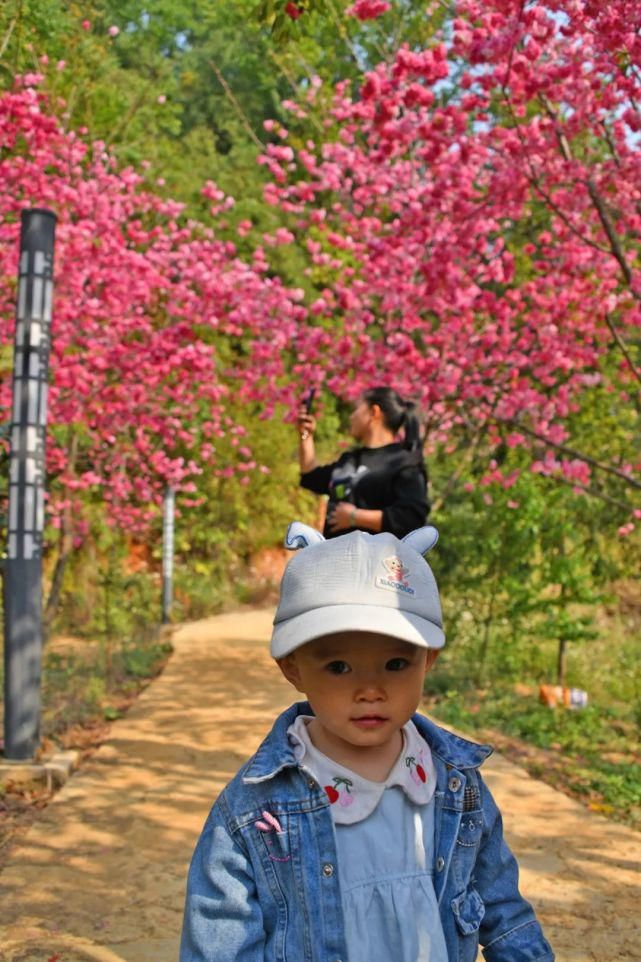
[287, 715, 437, 824]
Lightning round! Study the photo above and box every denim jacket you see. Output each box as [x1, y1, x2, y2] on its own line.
[181, 702, 554, 962]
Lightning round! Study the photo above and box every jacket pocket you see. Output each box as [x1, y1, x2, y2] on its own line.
[451, 886, 485, 936]
[456, 814, 483, 848]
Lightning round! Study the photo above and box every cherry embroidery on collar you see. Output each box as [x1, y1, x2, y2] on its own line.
[405, 755, 427, 783]
[324, 775, 354, 806]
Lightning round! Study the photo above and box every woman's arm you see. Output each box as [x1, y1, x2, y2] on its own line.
[381, 463, 429, 537]
[297, 406, 318, 473]
[298, 429, 317, 474]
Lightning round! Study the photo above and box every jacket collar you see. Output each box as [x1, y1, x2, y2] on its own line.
[243, 702, 308, 783]
[411, 712, 492, 769]
[242, 701, 491, 784]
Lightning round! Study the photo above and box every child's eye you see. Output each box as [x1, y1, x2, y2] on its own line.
[386, 658, 409, 671]
[326, 660, 350, 674]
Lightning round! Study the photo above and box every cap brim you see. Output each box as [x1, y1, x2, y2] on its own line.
[271, 604, 445, 659]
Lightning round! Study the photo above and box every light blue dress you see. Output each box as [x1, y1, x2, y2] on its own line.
[288, 717, 448, 962]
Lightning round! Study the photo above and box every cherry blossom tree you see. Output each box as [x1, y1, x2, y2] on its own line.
[239, 0, 641, 527]
[3, 1, 640, 546]
[0, 78, 305, 542]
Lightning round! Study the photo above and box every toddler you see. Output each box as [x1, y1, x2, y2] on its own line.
[180, 523, 554, 962]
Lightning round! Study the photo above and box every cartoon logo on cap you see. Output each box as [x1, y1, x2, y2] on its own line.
[376, 556, 415, 595]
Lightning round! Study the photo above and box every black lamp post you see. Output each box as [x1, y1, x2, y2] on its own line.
[3, 209, 56, 760]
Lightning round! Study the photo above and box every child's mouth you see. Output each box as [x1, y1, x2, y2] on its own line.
[351, 716, 387, 729]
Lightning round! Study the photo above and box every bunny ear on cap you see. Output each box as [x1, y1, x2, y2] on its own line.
[284, 521, 325, 550]
[401, 525, 439, 558]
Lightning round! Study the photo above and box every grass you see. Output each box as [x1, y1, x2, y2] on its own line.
[37, 631, 173, 745]
[426, 684, 641, 830]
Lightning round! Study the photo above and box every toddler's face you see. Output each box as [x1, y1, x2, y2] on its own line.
[278, 630, 437, 762]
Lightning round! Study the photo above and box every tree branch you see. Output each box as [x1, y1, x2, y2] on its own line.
[498, 417, 641, 491]
[539, 92, 641, 301]
[540, 471, 634, 514]
[586, 177, 637, 291]
[604, 313, 641, 386]
[268, 51, 325, 134]
[0, 16, 17, 61]
[325, 0, 365, 69]
[209, 59, 265, 150]
[107, 87, 150, 146]
[430, 426, 486, 515]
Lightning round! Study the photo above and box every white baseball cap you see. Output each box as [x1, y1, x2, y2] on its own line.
[271, 523, 445, 659]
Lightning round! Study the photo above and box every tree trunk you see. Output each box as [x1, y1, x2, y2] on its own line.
[556, 575, 569, 686]
[556, 636, 567, 687]
[43, 432, 77, 637]
[43, 508, 72, 637]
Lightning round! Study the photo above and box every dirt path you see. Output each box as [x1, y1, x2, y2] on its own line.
[1, 610, 639, 962]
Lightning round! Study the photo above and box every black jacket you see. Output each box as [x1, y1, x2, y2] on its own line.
[300, 442, 429, 539]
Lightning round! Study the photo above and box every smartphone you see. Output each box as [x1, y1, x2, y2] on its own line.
[304, 388, 316, 415]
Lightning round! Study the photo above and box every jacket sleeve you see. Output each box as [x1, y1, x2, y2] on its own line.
[380, 463, 429, 537]
[300, 461, 335, 495]
[180, 803, 266, 962]
[475, 778, 555, 962]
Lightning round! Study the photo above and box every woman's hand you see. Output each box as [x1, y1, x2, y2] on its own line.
[327, 501, 357, 532]
[327, 504, 384, 534]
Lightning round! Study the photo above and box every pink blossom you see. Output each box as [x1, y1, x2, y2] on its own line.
[346, 0, 391, 20]
[2, 1, 640, 534]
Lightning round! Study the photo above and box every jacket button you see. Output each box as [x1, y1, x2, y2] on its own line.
[436, 856, 445, 872]
[448, 775, 462, 792]
[322, 862, 334, 877]
[308, 778, 316, 789]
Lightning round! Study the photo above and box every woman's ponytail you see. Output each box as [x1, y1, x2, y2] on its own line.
[401, 399, 422, 454]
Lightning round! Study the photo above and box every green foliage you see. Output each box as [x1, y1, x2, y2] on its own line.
[0, 0, 71, 81]
[121, 635, 171, 678]
[429, 684, 641, 828]
[170, 402, 321, 571]
[426, 402, 641, 684]
[7, 626, 172, 740]
[52, 534, 160, 641]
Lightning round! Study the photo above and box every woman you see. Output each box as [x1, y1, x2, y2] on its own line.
[297, 386, 429, 539]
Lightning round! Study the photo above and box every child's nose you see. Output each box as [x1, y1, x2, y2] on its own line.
[355, 675, 386, 700]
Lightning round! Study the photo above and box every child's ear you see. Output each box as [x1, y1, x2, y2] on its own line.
[424, 650, 439, 672]
[277, 654, 304, 691]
